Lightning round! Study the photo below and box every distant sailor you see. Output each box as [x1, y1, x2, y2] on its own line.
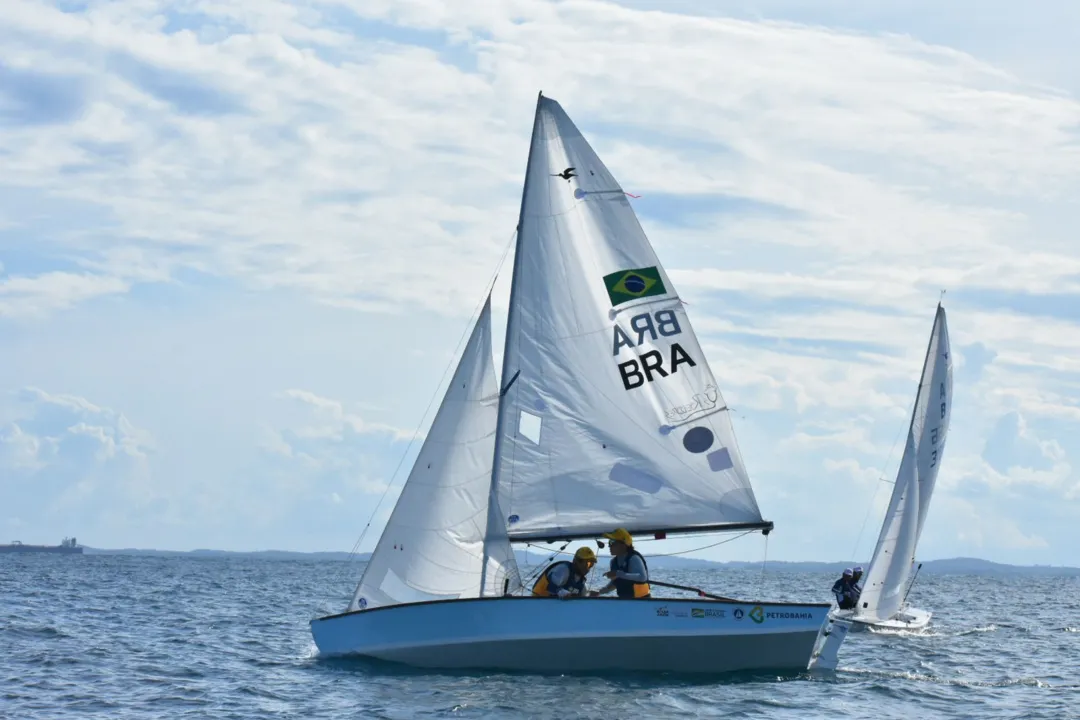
[589, 528, 651, 599]
[831, 568, 858, 610]
[532, 546, 597, 598]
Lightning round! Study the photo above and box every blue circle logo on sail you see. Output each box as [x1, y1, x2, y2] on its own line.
[682, 427, 714, 453]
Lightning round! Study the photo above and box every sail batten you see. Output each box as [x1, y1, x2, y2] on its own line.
[490, 94, 768, 541]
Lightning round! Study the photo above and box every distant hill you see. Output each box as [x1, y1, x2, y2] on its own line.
[78, 547, 1080, 576]
[691, 557, 1080, 577]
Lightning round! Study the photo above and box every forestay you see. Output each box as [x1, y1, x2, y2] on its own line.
[857, 305, 952, 622]
[350, 297, 520, 612]
[491, 95, 767, 542]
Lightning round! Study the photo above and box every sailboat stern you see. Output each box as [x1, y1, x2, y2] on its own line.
[808, 613, 851, 671]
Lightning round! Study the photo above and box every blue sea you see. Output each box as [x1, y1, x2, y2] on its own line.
[2, 555, 1077, 719]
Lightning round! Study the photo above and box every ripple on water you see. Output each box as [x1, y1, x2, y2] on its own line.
[2, 557, 1077, 719]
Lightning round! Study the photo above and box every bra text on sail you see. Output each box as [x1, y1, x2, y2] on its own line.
[612, 309, 697, 391]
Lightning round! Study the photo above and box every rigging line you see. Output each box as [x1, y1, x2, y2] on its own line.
[520, 541, 572, 590]
[760, 531, 769, 597]
[337, 229, 518, 592]
[848, 420, 906, 564]
[514, 532, 755, 597]
[524, 531, 753, 561]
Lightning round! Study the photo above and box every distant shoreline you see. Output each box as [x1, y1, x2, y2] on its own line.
[64, 548, 1080, 576]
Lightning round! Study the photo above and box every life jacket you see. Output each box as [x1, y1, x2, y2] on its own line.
[531, 561, 586, 597]
[613, 548, 651, 598]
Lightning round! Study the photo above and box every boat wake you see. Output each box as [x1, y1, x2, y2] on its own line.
[838, 666, 1070, 690]
[866, 625, 940, 637]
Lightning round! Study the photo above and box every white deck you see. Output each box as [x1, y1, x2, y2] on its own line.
[311, 596, 834, 674]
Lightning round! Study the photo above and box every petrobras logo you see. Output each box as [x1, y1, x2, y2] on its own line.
[765, 610, 814, 621]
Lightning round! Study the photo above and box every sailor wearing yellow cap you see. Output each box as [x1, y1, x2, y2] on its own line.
[531, 546, 597, 599]
[589, 528, 652, 599]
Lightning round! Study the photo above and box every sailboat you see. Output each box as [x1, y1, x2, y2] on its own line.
[310, 92, 846, 673]
[833, 304, 953, 632]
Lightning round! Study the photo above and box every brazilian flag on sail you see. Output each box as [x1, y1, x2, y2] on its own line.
[603, 266, 667, 307]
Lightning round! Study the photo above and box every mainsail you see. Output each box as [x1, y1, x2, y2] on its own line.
[856, 304, 952, 622]
[350, 296, 520, 611]
[488, 94, 769, 543]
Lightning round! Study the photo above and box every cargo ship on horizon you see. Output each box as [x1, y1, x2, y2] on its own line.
[0, 537, 83, 554]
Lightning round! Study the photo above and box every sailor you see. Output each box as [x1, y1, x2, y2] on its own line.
[589, 528, 652, 599]
[851, 566, 864, 594]
[831, 568, 858, 609]
[531, 546, 597, 598]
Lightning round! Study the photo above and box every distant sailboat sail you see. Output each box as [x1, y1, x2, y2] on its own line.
[350, 296, 520, 612]
[856, 304, 952, 623]
[488, 96, 768, 544]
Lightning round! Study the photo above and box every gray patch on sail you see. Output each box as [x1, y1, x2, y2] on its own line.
[608, 462, 664, 494]
[707, 447, 734, 472]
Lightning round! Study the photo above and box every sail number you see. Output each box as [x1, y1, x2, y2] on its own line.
[612, 309, 697, 391]
[928, 381, 947, 468]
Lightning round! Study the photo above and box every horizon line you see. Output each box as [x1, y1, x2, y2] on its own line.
[33, 546, 1076, 570]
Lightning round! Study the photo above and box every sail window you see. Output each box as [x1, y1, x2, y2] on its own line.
[519, 411, 542, 444]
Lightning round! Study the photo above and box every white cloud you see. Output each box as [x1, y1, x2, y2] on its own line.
[0, 386, 160, 544]
[8, 386, 154, 461]
[278, 388, 413, 442]
[0, 422, 52, 471]
[938, 496, 1050, 551]
[0, 272, 131, 319]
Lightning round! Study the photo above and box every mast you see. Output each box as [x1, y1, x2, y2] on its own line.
[479, 91, 544, 597]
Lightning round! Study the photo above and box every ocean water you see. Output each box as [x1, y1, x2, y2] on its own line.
[2, 555, 1077, 719]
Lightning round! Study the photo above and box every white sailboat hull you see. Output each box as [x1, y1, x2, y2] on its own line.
[312, 596, 833, 674]
[830, 605, 932, 632]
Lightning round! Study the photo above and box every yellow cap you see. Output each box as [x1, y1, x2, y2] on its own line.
[602, 528, 633, 546]
[574, 546, 597, 563]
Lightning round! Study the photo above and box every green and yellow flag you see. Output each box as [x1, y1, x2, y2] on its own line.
[603, 266, 667, 307]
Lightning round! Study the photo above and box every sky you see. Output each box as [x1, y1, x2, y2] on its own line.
[1, 0, 1078, 567]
